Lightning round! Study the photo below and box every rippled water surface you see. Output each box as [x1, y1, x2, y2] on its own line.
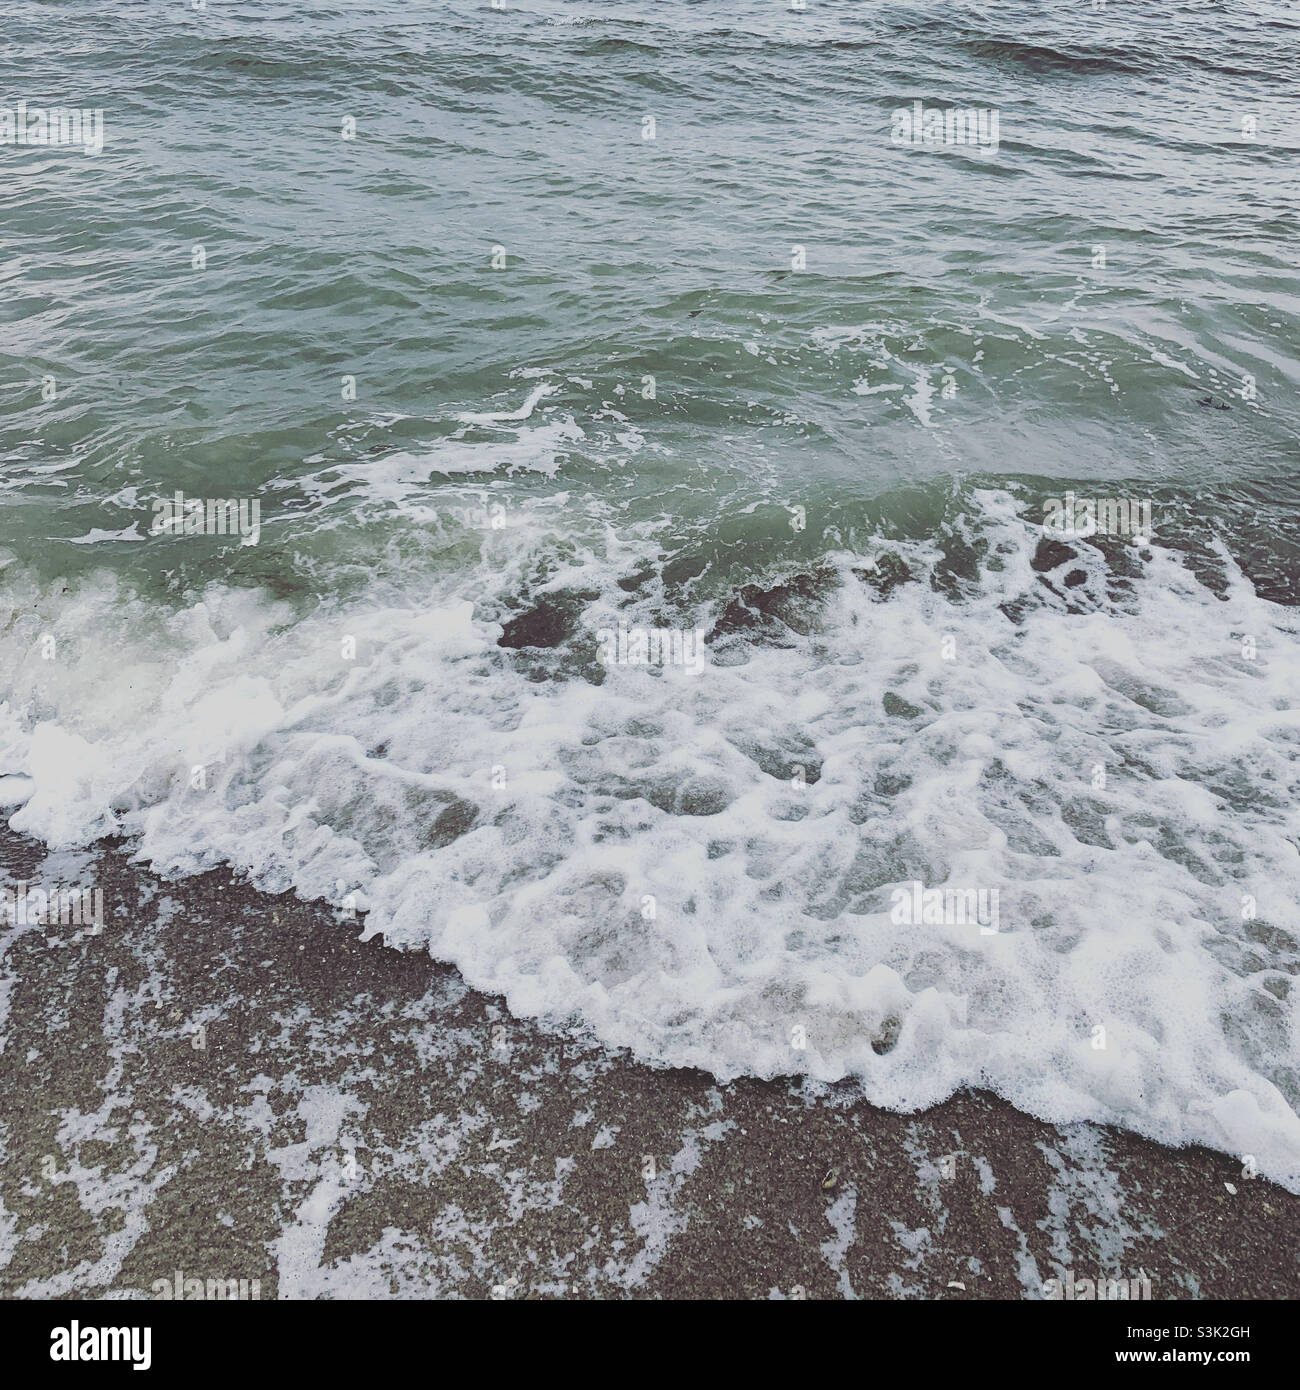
[2, 1, 1299, 1186]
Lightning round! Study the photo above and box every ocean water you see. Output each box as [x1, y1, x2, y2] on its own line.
[2, 0, 1299, 1187]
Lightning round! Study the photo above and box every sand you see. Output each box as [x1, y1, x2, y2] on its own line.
[1, 825, 1296, 1300]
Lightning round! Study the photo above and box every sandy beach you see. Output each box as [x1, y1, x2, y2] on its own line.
[2, 825, 1295, 1301]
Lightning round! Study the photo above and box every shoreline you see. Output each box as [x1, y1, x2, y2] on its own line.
[1, 826, 1296, 1300]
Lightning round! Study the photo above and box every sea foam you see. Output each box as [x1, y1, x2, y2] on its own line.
[1, 490, 1297, 1189]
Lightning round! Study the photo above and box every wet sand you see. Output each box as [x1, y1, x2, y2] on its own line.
[1, 826, 1296, 1300]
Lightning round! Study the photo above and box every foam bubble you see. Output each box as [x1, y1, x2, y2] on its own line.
[2, 491, 1298, 1188]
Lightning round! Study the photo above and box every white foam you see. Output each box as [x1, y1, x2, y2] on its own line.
[456, 381, 559, 426]
[2, 492, 1298, 1189]
[61, 523, 147, 546]
[0, 775, 34, 808]
[299, 415, 584, 503]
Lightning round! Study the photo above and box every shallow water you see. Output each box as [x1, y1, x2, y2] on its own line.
[1, 1, 1298, 1187]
